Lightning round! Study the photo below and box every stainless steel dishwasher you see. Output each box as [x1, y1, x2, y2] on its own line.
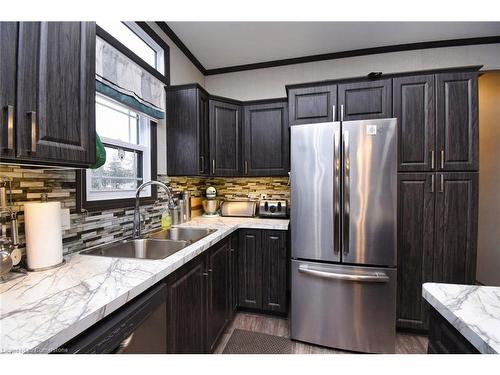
[59, 283, 167, 354]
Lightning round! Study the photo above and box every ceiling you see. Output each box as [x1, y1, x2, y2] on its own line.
[166, 22, 500, 70]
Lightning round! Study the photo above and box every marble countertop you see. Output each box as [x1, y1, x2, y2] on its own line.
[0, 216, 289, 353]
[422, 283, 500, 354]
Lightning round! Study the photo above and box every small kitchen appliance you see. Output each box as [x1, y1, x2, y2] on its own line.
[202, 186, 220, 217]
[258, 199, 287, 218]
[220, 200, 257, 217]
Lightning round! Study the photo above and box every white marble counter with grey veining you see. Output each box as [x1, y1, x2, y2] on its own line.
[422, 282, 500, 354]
[0, 216, 289, 353]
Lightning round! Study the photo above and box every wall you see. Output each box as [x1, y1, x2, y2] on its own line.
[204, 43, 500, 101]
[476, 72, 500, 286]
[146, 22, 206, 175]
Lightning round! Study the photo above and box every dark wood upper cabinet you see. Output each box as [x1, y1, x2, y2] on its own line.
[261, 230, 288, 314]
[0, 22, 18, 158]
[393, 75, 436, 172]
[436, 72, 478, 171]
[243, 100, 289, 176]
[209, 99, 242, 176]
[434, 172, 478, 285]
[206, 241, 230, 353]
[15, 22, 96, 167]
[166, 85, 209, 175]
[397, 173, 435, 331]
[288, 84, 337, 125]
[238, 229, 262, 309]
[166, 256, 207, 353]
[338, 79, 392, 121]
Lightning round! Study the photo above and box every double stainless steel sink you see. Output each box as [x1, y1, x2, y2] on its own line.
[80, 227, 216, 260]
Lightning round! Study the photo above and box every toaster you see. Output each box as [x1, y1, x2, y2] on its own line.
[258, 199, 287, 218]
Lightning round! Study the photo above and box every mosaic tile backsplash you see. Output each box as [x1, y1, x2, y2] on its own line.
[0, 164, 290, 256]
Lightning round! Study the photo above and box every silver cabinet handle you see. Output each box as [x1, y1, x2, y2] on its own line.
[333, 130, 340, 255]
[202, 272, 209, 277]
[340, 104, 345, 122]
[113, 333, 134, 354]
[431, 150, 435, 170]
[298, 265, 389, 283]
[5, 105, 14, 151]
[212, 159, 215, 174]
[244, 161, 248, 175]
[430, 174, 435, 193]
[440, 150, 444, 170]
[200, 155, 205, 172]
[342, 131, 350, 256]
[28, 111, 37, 153]
[440, 174, 444, 193]
[332, 105, 336, 122]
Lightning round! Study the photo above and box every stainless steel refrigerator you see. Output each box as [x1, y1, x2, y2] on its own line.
[290, 118, 397, 353]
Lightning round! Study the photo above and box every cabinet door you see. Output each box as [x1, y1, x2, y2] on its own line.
[166, 86, 200, 175]
[206, 241, 230, 352]
[397, 173, 435, 331]
[238, 229, 262, 309]
[166, 256, 206, 353]
[338, 79, 392, 121]
[209, 100, 242, 176]
[198, 90, 210, 175]
[16, 22, 96, 166]
[393, 75, 436, 172]
[0, 22, 18, 159]
[261, 230, 288, 314]
[434, 172, 478, 284]
[436, 72, 478, 171]
[243, 101, 289, 176]
[229, 232, 239, 314]
[288, 84, 337, 126]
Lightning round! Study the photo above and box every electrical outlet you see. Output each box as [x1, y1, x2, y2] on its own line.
[61, 208, 70, 230]
[260, 194, 267, 200]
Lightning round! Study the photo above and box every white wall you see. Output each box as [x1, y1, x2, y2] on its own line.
[476, 72, 500, 286]
[204, 44, 500, 101]
[146, 22, 206, 175]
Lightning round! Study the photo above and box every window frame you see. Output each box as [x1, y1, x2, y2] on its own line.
[96, 22, 170, 86]
[77, 119, 158, 212]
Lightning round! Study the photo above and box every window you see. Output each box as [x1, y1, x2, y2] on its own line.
[97, 21, 165, 74]
[79, 95, 157, 210]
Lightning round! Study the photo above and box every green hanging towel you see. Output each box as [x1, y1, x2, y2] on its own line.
[90, 134, 106, 169]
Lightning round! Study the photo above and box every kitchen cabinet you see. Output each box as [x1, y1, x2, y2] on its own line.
[0, 22, 18, 158]
[166, 84, 210, 175]
[287, 84, 337, 125]
[433, 172, 478, 285]
[338, 79, 392, 121]
[243, 100, 289, 176]
[206, 241, 230, 353]
[436, 72, 478, 171]
[209, 99, 242, 176]
[238, 229, 288, 314]
[428, 307, 479, 354]
[166, 255, 206, 353]
[396, 171, 478, 331]
[228, 232, 239, 316]
[8, 22, 96, 167]
[393, 75, 436, 172]
[397, 173, 435, 330]
[238, 229, 262, 309]
[261, 230, 288, 314]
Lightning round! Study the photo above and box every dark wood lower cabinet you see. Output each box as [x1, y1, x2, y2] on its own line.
[206, 241, 230, 353]
[238, 229, 288, 314]
[427, 307, 479, 354]
[166, 255, 206, 354]
[229, 232, 239, 315]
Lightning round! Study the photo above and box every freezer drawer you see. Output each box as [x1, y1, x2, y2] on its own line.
[290, 260, 396, 353]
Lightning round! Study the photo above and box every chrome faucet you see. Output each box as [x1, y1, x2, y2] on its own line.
[133, 180, 175, 239]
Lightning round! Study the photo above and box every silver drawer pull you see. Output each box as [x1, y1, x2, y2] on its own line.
[6, 105, 14, 150]
[28, 111, 37, 153]
[298, 265, 389, 283]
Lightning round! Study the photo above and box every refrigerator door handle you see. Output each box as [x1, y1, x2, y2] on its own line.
[298, 265, 389, 283]
[334, 130, 340, 255]
[343, 131, 350, 256]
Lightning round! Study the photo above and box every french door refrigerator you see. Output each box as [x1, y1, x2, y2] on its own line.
[290, 118, 397, 353]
